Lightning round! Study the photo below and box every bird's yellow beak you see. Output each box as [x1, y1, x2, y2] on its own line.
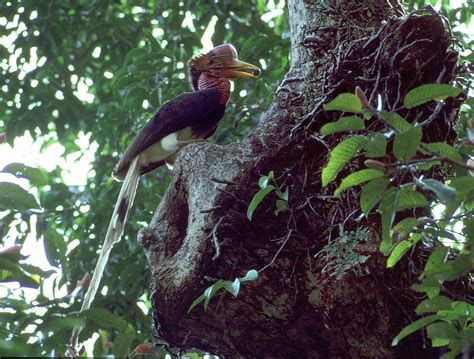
[221, 58, 261, 79]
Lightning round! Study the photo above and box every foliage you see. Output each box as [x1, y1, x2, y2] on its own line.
[1, 0, 474, 357]
[321, 82, 473, 358]
[247, 170, 289, 221]
[320, 115, 365, 136]
[316, 225, 371, 279]
[188, 269, 258, 313]
[0, 0, 288, 356]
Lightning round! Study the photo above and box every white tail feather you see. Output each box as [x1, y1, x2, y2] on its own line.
[70, 157, 140, 346]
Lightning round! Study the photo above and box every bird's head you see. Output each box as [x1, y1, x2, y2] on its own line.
[188, 44, 260, 90]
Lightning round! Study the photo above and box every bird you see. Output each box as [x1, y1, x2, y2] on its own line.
[70, 44, 260, 346]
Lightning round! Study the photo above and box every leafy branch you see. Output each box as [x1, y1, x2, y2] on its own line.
[247, 171, 289, 221]
[188, 270, 258, 313]
[320, 83, 473, 358]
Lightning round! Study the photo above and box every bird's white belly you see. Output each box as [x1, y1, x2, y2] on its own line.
[160, 132, 180, 152]
[138, 127, 193, 166]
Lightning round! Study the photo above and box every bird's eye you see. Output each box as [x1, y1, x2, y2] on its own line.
[209, 59, 215, 65]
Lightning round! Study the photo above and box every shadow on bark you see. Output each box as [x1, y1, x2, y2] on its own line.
[139, 1, 463, 357]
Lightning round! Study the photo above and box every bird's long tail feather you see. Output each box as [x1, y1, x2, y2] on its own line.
[70, 157, 140, 347]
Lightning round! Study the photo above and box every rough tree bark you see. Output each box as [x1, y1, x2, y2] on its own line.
[139, 0, 461, 357]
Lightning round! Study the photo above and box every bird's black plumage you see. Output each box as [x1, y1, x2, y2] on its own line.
[113, 88, 225, 179]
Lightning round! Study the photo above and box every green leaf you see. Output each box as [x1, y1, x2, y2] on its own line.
[258, 171, 274, 188]
[463, 219, 474, 243]
[404, 84, 462, 109]
[80, 308, 128, 332]
[274, 199, 288, 215]
[424, 228, 457, 242]
[362, 110, 372, 120]
[258, 176, 269, 188]
[393, 126, 422, 162]
[0, 182, 40, 211]
[134, 52, 165, 65]
[444, 176, 474, 216]
[392, 217, 420, 238]
[223, 279, 240, 297]
[127, 64, 138, 75]
[426, 322, 458, 345]
[247, 185, 275, 221]
[415, 296, 452, 314]
[449, 176, 474, 201]
[321, 136, 368, 186]
[113, 327, 134, 357]
[424, 247, 449, 273]
[396, 188, 427, 211]
[203, 280, 231, 310]
[387, 240, 411, 268]
[422, 142, 463, 162]
[20, 263, 55, 279]
[431, 337, 450, 348]
[360, 178, 390, 215]
[379, 112, 411, 132]
[256, 0, 266, 13]
[334, 169, 384, 197]
[320, 116, 365, 136]
[418, 160, 441, 171]
[275, 187, 289, 201]
[411, 283, 440, 298]
[424, 253, 471, 283]
[449, 301, 474, 317]
[0, 298, 29, 311]
[188, 293, 206, 313]
[189, 270, 258, 313]
[0, 258, 41, 288]
[239, 269, 258, 282]
[378, 188, 426, 254]
[125, 87, 147, 111]
[43, 227, 67, 268]
[440, 340, 463, 359]
[240, 33, 282, 59]
[377, 188, 399, 254]
[392, 315, 440, 346]
[323, 93, 362, 113]
[465, 328, 474, 346]
[365, 133, 387, 158]
[1, 163, 48, 186]
[112, 74, 142, 101]
[387, 233, 422, 268]
[124, 48, 148, 66]
[417, 179, 456, 206]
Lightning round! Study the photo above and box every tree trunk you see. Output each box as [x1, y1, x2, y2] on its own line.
[139, 0, 460, 357]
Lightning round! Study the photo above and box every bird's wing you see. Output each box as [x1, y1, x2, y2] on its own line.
[113, 88, 225, 179]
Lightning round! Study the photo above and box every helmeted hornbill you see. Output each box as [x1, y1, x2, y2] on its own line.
[70, 44, 260, 345]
